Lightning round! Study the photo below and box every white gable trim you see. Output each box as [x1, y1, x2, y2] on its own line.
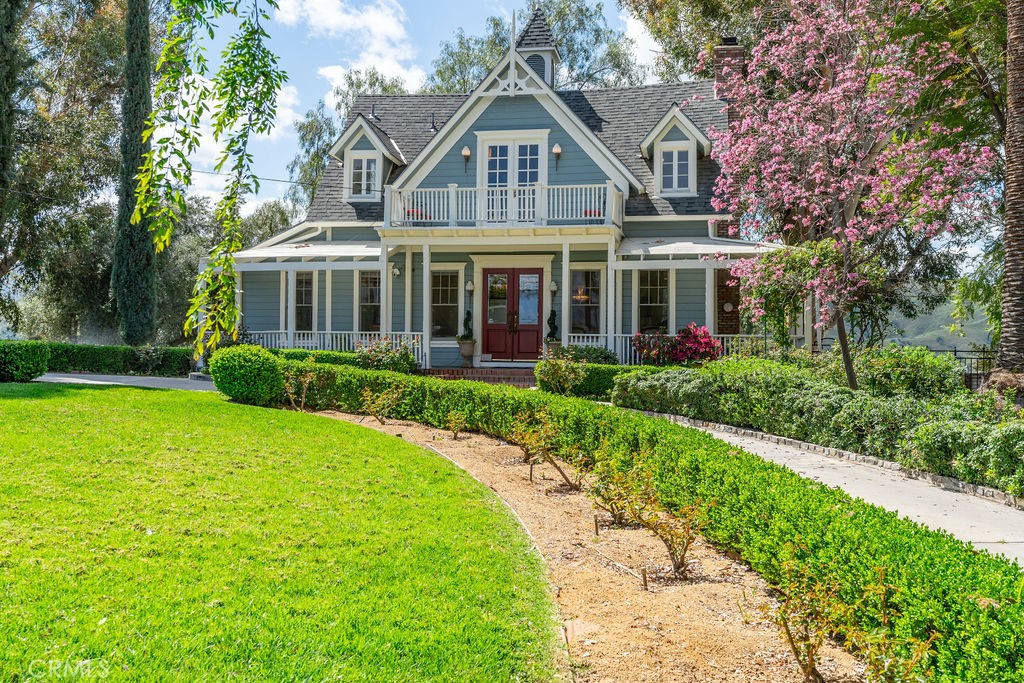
[328, 115, 405, 165]
[640, 108, 712, 159]
[393, 51, 644, 193]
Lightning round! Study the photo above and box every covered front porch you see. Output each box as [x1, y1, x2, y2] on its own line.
[233, 230, 803, 368]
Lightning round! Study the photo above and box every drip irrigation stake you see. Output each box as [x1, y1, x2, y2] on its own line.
[641, 567, 649, 592]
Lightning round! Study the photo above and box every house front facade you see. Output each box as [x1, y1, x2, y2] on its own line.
[234, 10, 791, 368]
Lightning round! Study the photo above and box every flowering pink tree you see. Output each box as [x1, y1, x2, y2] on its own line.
[711, 0, 997, 388]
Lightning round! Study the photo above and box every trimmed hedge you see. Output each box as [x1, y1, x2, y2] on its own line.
[267, 348, 360, 368]
[549, 344, 620, 365]
[212, 355, 1024, 682]
[43, 342, 193, 376]
[535, 362, 669, 400]
[209, 346, 284, 407]
[0, 341, 50, 382]
[612, 358, 1024, 495]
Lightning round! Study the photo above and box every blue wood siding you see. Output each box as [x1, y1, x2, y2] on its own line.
[351, 133, 375, 151]
[317, 271, 326, 331]
[620, 270, 632, 335]
[622, 220, 710, 239]
[676, 269, 706, 328]
[391, 256, 406, 332]
[241, 271, 280, 331]
[661, 124, 690, 142]
[331, 270, 354, 331]
[419, 96, 609, 189]
[431, 346, 462, 368]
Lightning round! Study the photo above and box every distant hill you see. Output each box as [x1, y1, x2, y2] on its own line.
[886, 301, 991, 350]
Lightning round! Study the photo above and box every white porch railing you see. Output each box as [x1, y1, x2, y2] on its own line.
[388, 182, 623, 228]
[247, 331, 427, 367]
[566, 333, 806, 365]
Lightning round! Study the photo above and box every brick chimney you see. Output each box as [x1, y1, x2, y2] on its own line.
[713, 37, 746, 103]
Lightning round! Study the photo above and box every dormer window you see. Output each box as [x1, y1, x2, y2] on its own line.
[657, 141, 695, 196]
[347, 152, 379, 201]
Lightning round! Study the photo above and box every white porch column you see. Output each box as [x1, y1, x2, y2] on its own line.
[379, 239, 390, 334]
[286, 270, 297, 347]
[235, 272, 243, 322]
[606, 240, 617, 352]
[705, 268, 716, 334]
[561, 242, 570, 345]
[422, 244, 431, 369]
[404, 248, 413, 333]
[325, 270, 333, 333]
[279, 271, 287, 332]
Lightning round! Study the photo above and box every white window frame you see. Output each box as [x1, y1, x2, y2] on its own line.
[345, 150, 383, 202]
[631, 268, 676, 334]
[568, 264, 607, 335]
[655, 139, 696, 198]
[353, 270, 383, 332]
[475, 129, 550, 189]
[429, 263, 466, 345]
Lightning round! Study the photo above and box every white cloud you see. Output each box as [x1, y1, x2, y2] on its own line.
[256, 84, 303, 142]
[621, 11, 660, 84]
[276, 0, 426, 98]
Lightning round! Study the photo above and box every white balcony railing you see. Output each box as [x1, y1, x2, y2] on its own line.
[567, 333, 806, 364]
[247, 331, 427, 367]
[387, 182, 623, 228]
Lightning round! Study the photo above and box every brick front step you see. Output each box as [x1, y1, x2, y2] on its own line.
[424, 368, 536, 388]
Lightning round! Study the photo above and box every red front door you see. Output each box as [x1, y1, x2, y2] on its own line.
[482, 268, 543, 361]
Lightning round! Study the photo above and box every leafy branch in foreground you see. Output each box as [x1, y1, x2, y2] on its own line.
[134, 0, 287, 357]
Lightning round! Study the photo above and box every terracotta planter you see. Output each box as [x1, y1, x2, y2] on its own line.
[458, 339, 476, 368]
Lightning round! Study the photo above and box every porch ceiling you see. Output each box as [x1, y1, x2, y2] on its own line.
[617, 236, 783, 258]
[234, 242, 381, 262]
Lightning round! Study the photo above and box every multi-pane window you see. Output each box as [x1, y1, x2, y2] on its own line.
[569, 270, 601, 334]
[295, 272, 313, 332]
[431, 271, 459, 338]
[638, 270, 670, 333]
[659, 148, 691, 194]
[517, 144, 540, 186]
[350, 155, 378, 197]
[359, 271, 381, 332]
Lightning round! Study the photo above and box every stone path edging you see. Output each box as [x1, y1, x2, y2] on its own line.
[643, 410, 1024, 512]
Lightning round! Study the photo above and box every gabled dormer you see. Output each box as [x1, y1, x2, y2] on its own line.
[328, 113, 406, 202]
[640, 107, 712, 198]
[516, 6, 560, 87]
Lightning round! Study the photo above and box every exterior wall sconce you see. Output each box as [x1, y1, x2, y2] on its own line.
[465, 280, 475, 293]
[461, 146, 471, 172]
[722, 302, 734, 313]
[552, 143, 562, 171]
[549, 280, 559, 293]
[391, 265, 401, 278]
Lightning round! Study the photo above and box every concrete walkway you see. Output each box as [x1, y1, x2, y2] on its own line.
[38, 372, 217, 392]
[700, 426, 1024, 565]
[34, 372, 1024, 565]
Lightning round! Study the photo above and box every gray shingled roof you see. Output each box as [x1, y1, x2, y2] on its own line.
[305, 82, 728, 223]
[516, 7, 557, 49]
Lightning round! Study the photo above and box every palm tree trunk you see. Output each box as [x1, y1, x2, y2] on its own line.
[1000, 0, 1024, 371]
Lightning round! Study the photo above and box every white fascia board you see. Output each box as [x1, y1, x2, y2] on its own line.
[640, 108, 712, 158]
[328, 115, 405, 165]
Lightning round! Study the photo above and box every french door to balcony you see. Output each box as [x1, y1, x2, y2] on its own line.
[482, 268, 543, 361]
[482, 140, 542, 224]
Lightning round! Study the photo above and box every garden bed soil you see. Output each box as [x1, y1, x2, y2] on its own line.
[327, 412, 863, 683]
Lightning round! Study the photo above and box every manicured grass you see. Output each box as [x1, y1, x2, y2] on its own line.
[0, 383, 559, 681]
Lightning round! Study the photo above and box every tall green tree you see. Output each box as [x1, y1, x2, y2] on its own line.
[1001, 0, 1023, 371]
[285, 68, 405, 210]
[424, 0, 648, 93]
[111, 0, 156, 345]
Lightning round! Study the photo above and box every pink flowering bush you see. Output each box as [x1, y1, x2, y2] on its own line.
[632, 324, 722, 366]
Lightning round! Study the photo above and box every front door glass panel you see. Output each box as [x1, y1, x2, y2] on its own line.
[487, 273, 508, 324]
[517, 273, 540, 325]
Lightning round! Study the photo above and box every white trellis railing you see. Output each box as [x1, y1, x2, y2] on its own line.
[247, 331, 427, 367]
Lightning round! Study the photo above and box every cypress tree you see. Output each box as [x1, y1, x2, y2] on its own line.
[112, 0, 156, 345]
[0, 0, 30, 233]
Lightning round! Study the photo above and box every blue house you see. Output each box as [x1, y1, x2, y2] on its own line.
[234, 10, 786, 368]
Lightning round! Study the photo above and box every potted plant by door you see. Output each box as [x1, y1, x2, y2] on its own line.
[545, 309, 561, 352]
[457, 310, 476, 368]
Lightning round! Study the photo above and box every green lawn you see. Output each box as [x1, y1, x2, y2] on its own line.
[0, 383, 559, 681]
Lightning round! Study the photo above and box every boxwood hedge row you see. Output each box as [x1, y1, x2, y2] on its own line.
[612, 358, 1024, 496]
[534, 361, 669, 400]
[210, 345, 1024, 682]
[40, 342, 193, 377]
[0, 340, 50, 382]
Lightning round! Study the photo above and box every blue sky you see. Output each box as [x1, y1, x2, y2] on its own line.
[188, 0, 658, 211]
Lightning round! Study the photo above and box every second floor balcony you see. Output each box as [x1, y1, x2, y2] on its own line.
[385, 182, 624, 229]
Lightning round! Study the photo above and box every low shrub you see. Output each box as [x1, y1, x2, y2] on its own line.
[535, 362, 670, 400]
[631, 324, 721, 365]
[209, 345, 284, 406]
[0, 341, 50, 382]
[268, 348, 360, 368]
[42, 342, 192, 376]
[211, 353, 1024, 681]
[611, 357, 1024, 495]
[549, 344, 619, 365]
[355, 337, 419, 373]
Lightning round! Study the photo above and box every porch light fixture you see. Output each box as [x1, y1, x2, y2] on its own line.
[549, 280, 558, 293]
[461, 146, 471, 172]
[552, 143, 562, 170]
[465, 280, 475, 293]
[391, 265, 401, 278]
